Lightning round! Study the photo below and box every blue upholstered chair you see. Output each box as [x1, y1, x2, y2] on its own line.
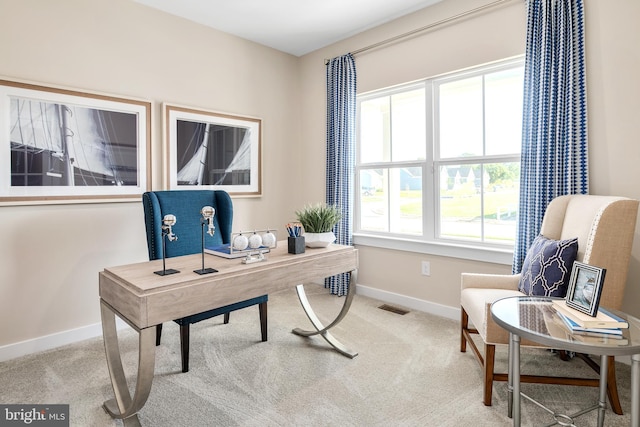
[142, 190, 268, 373]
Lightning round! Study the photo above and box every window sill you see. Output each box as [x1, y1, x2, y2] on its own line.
[352, 234, 513, 266]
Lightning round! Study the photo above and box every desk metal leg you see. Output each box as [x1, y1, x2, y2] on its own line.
[511, 333, 521, 427]
[292, 269, 358, 358]
[632, 354, 640, 427]
[101, 300, 156, 426]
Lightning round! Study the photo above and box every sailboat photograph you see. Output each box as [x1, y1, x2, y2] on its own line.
[166, 104, 261, 196]
[10, 98, 138, 187]
[1, 79, 150, 203]
[176, 120, 251, 186]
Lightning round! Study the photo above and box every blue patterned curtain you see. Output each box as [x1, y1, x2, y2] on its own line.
[513, 0, 588, 273]
[325, 53, 357, 296]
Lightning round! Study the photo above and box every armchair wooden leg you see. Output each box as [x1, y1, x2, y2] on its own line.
[606, 355, 623, 415]
[259, 302, 267, 342]
[223, 312, 230, 324]
[461, 307, 469, 352]
[155, 324, 163, 346]
[180, 323, 190, 373]
[483, 343, 496, 406]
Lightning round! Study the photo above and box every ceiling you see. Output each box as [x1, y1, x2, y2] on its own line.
[134, 0, 444, 57]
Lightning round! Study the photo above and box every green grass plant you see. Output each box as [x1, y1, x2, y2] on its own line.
[295, 203, 342, 233]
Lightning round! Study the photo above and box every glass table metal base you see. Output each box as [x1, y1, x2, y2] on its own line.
[491, 296, 640, 427]
[508, 334, 607, 427]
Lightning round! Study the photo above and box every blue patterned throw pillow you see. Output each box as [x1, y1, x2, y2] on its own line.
[518, 235, 579, 297]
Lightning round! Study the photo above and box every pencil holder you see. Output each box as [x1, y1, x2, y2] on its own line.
[288, 236, 305, 254]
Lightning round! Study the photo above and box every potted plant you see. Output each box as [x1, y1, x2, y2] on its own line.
[295, 203, 342, 248]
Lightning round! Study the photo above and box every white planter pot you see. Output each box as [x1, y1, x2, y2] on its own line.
[304, 231, 336, 248]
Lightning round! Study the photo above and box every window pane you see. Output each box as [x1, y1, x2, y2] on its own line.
[485, 68, 524, 155]
[439, 164, 482, 240]
[360, 97, 390, 163]
[359, 167, 423, 235]
[391, 89, 426, 161]
[360, 169, 387, 232]
[438, 77, 483, 158]
[439, 162, 519, 242]
[389, 167, 422, 235]
[483, 162, 520, 243]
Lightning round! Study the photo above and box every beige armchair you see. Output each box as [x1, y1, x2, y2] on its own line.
[460, 195, 639, 412]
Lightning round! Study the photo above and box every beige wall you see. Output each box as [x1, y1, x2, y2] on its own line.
[299, 0, 640, 314]
[2, 0, 639, 355]
[0, 0, 300, 349]
[584, 0, 640, 316]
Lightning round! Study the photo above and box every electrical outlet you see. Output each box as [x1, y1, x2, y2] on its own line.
[421, 261, 430, 276]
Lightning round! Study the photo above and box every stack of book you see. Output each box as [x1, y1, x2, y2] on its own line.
[552, 300, 629, 345]
[205, 243, 270, 259]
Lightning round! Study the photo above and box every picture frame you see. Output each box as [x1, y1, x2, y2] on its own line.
[0, 79, 151, 205]
[164, 103, 262, 197]
[565, 261, 607, 316]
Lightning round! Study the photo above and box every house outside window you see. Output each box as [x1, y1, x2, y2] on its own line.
[355, 57, 524, 262]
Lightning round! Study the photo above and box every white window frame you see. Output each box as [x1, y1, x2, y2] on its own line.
[354, 57, 524, 265]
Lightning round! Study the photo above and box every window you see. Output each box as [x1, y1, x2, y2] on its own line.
[356, 58, 524, 258]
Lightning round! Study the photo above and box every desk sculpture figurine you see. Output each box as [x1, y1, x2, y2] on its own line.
[194, 205, 218, 275]
[154, 214, 179, 276]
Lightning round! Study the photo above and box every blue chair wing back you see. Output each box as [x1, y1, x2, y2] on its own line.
[142, 190, 233, 260]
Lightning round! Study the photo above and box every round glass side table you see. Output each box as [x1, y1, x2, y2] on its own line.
[490, 296, 640, 427]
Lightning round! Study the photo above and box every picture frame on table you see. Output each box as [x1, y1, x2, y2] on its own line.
[565, 261, 606, 317]
[0, 79, 151, 205]
[164, 103, 262, 197]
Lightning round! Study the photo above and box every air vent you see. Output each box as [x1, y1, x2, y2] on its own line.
[378, 304, 409, 315]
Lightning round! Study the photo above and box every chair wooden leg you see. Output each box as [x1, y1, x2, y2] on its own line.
[155, 324, 162, 346]
[606, 355, 623, 415]
[259, 302, 267, 342]
[483, 343, 496, 406]
[223, 312, 230, 324]
[461, 307, 469, 352]
[180, 323, 190, 373]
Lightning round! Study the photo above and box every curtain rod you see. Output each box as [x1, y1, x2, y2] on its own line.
[326, 0, 516, 63]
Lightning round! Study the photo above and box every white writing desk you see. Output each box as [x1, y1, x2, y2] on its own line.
[99, 243, 358, 426]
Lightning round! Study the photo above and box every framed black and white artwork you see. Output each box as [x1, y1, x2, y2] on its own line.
[164, 103, 262, 197]
[0, 79, 151, 204]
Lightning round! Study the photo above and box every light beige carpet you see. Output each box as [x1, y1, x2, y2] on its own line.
[0, 284, 633, 426]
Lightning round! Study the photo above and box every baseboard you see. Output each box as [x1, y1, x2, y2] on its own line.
[0, 318, 129, 363]
[356, 283, 460, 321]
